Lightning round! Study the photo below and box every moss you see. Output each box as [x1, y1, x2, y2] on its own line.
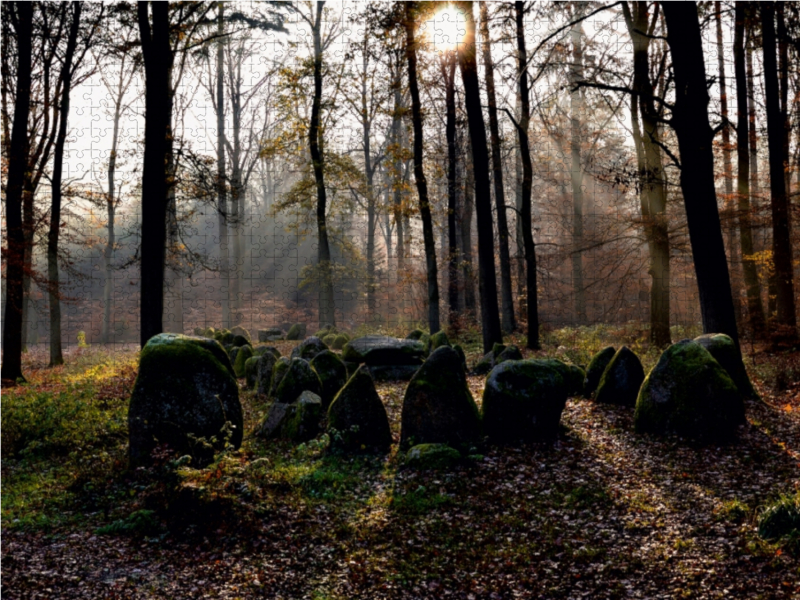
[233, 344, 254, 378]
[244, 356, 260, 389]
[331, 333, 350, 350]
[290, 336, 329, 360]
[274, 358, 322, 404]
[406, 444, 461, 470]
[406, 329, 426, 341]
[269, 357, 291, 398]
[322, 333, 337, 347]
[634, 340, 743, 442]
[427, 330, 450, 352]
[495, 345, 523, 365]
[315, 324, 336, 338]
[584, 346, 616, 397]
[310, 350, 348, 408]
[327, 365, 392, 453]
[286, 323, 306, 341]
[694, 333, 758, 400]
[530, 358, 579, 397]
[230, 326, 251, 343]
[281, 392, 322, 442]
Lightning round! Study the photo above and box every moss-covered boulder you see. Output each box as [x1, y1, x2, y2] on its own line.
[400, 346, 481, 452]
[253, 345, 280, 359]
[275, 358, 322, 404]
[286, 323, 306, 341]
[232, 334, 250, 348]
[229, 345, 241, 365]
[281, 391, 323, 442]
[231, 326, 251, 343]
[244, 356, 261, 389]
[406, 329, 426, 341]
[532, 358, 584, 398]
[453, 344, 467, 371]
[256, 402, 292, 439]
[214, 329, 234, 345]
[495, 345, 523, 365]
[322, 333, 337, 348]
[269, 357, 291, 397]
[330, 333, 350, 350]
[634, 340, 744, 442]
[310, 350, 348, 408]
[327, 366, 392, 453]
[427, 330, 450, 353]
[256, 352, 278, 396]
[342, 335, 425, 366]
[128, 334, 243, 467]
[233, 344, 254, 378]
[290, 336, 329, 361]
[315, 324, 336, 338]
[584, 346, 616, 397]
[594, 346, 645, 407]
[694, 333, 758, 400]
[482, 359, 567, 444]
[406, 443, 461, 470]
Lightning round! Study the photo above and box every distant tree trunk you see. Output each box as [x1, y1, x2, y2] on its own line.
[623, 1, 671, 347]
[1, 1, 33, 382]
[47, 3, 81, 367]
[479, 2, 515, 334]
[310, 1, 336, 327]
[137, 1, 174, 347]
[405, 1, 440, 334]
[760, 2, 797, 333]
[216, 2, 230, 330]
[359, 38, 377, 319]
[457, 0, 502, 352]
[515, 1, 540, 350]
[733, 3, 766, 337]
[661, 2, 740, 348]
[440, 50, 460, 323]
[716, 1, 742, 325]
[514, 91, 525, 301]
[390, 74, 405, 273]
[101, 95, 123, 344]
[461, 153, 477, 316]
[569, 6, 586, 324]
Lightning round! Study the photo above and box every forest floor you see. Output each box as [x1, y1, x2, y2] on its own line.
[2, 326, 800, 599]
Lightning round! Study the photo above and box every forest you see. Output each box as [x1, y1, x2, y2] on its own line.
[2, 1, 800, 598]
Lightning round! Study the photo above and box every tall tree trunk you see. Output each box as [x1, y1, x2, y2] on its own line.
[716, 1, 742, 325]
[479, 1, 515, 333]
[310, 1, 335, 327]
[733, 3, 766, 337]
[760, 2, 797, 333]
[216, 2, 230, 330]
[457, 0, 502, 352]
[661, 2, 740, 348]
[569, 6, 586, 324]
[515, 1, 540, 350]
[360, 39, 377, 319]
[391, 76, 405, 274]
[623, 1, 671, 347]
[137, 1, 173, 347]
[405, 1, 440, 334]
[1, 2, 33, 382]
[21, 182, 34, 351]
[461, 151, 477, 316]
[101, 101, 122, 344]
[514, 91, 525, 302]
[441, 50, 460, 323]
[47, 2, 81, 367]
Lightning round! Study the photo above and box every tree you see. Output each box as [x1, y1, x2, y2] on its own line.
[46, 1, 83, 367]
[456, 0, 502, 352]
[439, 48, 460, 323]
[733, 2, 766, 336]
[405, 1, 440, 335]
[479, 1, 515, 334]
[661, 2, 740, 348]
[623, 1, 670, 347]
[1, 1, 33, 382]
[137, 1, 174, 347]
[216, 1, 230, 329]
[569, 3, 586, 325]
[514, 0, 540, 350]
[760, 2, 797, 335]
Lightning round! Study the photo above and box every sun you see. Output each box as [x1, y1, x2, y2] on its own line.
[430, 6, 467, 52]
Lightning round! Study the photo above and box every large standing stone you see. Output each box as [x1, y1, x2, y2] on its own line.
[594, 346, 645, 407]
[694, 333, 758, 400]
[427, 330, 450, 353]
[286, 323, 306, 341]
[256, 352, 278, 396]
[269, 357, 291, 397]
[128, 334, 243, 467]
[282, 391, 323, 442]
[533, 358, 585, 398]
[342, 335, 425, 366]
[290, 336, 329, 361]
[327, 365, 392, 453]
[369, 364, 420, 382]
[244, 356, 261, 389]
[231, 334, 250, 348]
[482, 359, 568, 444]
[253, 345, 280, 359]
[473, 343, 520, 376]
[230, 326, 251, 343]
[330, 333, 350, 350]
[233, 344, 254, 378]
[274, 358, 322, 404]
[584, 346, 616, 397]
[634, 340, 743, 442]
[400, 346, 480, 451]
[310, 350, 348, 408]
